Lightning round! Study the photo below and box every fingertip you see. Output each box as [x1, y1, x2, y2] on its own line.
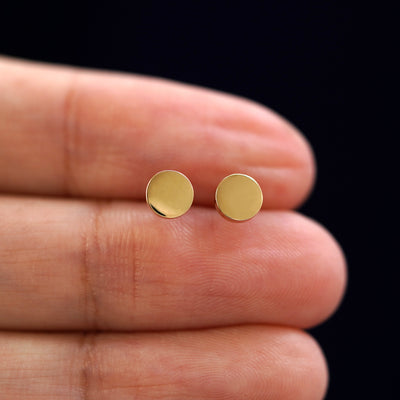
[223, 99, 317, 210]
[280, 329, 329, 400]
[292, 214, 348, 328]
[259, 110, 317, 210]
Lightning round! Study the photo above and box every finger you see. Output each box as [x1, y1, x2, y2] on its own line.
[0, 196, 346, 330]
[0, 56, 314, 208]
[0, 326, 328, 400]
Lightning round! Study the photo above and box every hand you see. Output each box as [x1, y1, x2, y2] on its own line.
[0, 56, 346, 399]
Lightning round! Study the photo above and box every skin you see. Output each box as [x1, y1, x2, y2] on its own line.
[0, 56, 346, 399]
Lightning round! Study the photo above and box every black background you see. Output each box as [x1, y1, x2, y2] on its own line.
[0, 1, 396, 399]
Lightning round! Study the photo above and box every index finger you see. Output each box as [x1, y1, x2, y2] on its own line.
[0, 56, 314, 208]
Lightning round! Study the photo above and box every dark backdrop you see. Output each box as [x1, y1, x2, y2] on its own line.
[0, 1, 395, 399]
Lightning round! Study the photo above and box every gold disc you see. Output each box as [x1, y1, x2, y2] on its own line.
[215, 174, 263, 221]
[146, 170, 194, 218]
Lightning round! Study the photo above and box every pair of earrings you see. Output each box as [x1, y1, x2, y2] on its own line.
[146, 170, 263, 221]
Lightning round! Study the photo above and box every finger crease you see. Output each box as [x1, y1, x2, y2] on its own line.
[81, 202, 103, 330]
[78, 332, 98, 400]
[62, 72, 81, 196]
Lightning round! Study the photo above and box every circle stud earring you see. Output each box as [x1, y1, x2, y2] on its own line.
[146, 170, 194, 218]
[215, 173, 263, 221]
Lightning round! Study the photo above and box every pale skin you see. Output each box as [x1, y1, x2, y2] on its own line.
[0, 56, 346, 399]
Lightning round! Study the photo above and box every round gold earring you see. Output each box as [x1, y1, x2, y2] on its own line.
[215, 173, 263, 221]
[146, 170, 194, 218]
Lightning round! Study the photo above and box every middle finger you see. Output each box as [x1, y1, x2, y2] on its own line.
[0, 196, 345, 331]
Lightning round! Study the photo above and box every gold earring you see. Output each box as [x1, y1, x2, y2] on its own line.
[146, 170, 194, 218]
[215, 173, 263, 221]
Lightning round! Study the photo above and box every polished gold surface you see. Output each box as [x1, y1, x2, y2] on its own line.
[215, 174, 263, 221]
[146, 170, 194, 218]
